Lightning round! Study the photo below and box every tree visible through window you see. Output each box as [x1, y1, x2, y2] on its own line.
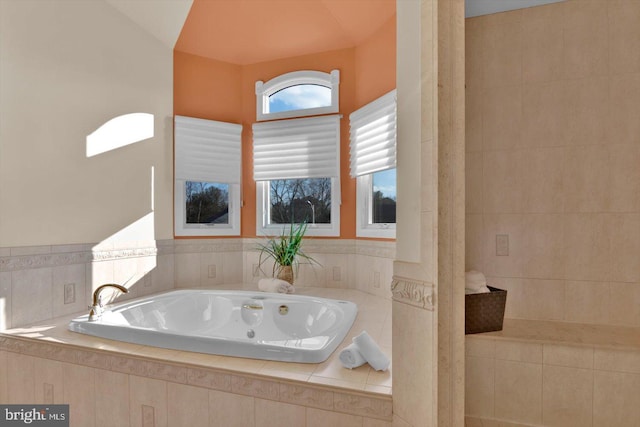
[269, 178, 331, 224]
[185, 181, 229, 224]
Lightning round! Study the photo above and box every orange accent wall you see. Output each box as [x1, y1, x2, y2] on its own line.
[173, 19, 395, 239]
[174, 51, 242, 123]
[355, 17, 397, 107]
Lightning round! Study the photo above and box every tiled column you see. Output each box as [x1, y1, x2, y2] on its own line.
[436, 0, 466, 425]
[393, 0, 465, 426]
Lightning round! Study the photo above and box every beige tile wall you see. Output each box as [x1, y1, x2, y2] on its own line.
[465, 0, 640, 327]
[0, 241, 175, 330]
[0, 238, 394, 330]
[465, 336, 640, 427]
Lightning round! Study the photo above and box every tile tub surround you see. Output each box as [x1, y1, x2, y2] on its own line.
[465, 319, 640, 426]
[0, 287, 392, 425]
[0, 239, 395, 330]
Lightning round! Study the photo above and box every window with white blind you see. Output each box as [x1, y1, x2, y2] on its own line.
[349, 90, 397, 238]
[174, 115, 242, 236]
[253, 114, 341, 237]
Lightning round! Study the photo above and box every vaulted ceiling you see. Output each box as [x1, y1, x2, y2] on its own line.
[174, 0, 396, 65]
[104, 0, 566, 65]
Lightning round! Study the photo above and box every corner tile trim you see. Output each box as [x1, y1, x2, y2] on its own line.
[0, 334, 392, 421]
[391, 276, 435, 310]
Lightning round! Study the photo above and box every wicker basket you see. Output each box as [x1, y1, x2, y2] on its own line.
[465, 286, 507, 334]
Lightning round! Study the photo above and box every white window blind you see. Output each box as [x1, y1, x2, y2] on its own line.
[349, 90, 397, 177]
[252, 115, 340, 181]
[174, 115, 242, 184]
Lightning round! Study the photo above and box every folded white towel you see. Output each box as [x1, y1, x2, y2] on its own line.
[352, 331, 390, 371]
[258, 278, 294, 294]
[465, 270, 487, 292]
[339, 343, 367, 369]
[465, 285, 491, 295]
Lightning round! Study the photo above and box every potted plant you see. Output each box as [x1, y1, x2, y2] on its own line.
[257, 222, 318, 284]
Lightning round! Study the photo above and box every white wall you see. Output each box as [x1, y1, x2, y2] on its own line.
[0, 0, 176, 247]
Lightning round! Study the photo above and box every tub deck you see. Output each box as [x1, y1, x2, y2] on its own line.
[0, 285, 392, 395]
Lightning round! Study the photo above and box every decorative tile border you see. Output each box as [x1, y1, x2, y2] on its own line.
[187, 367, 233, 391]
[279, 383, 334, 410]
[0, 334, 392, 421]
[391, 276, 435, 310]
[355, 240, 396, 259]
[91, 246, 159, 262]
[246, 238, 358, 256]
[0, 246, 160, 272]
[301, 239, 357, 255]
[334, 390, 393, 419]
[174, 238, 244, 254]
[0, 251, 90, 272]
[1, 238, 394, 273]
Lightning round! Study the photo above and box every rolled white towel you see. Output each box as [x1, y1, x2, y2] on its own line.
[352, 331, 390, 371]
[339, 343, 367, 369]
[465, 270, 487, 292]
[465, 285, 491, 295]
[258, 278, 291, 293]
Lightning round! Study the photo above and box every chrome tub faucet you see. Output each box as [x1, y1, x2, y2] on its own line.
[88, 283, 128, 321]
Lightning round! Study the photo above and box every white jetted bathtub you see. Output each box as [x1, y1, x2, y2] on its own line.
[68, 289, 357, 363]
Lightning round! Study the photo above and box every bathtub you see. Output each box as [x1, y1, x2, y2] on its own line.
[68, 289, 357, 363]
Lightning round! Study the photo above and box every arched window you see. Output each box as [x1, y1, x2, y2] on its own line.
[253, 70, 341, 237]
[255, 70, 339, 121]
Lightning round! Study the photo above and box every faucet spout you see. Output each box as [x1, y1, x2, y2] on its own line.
[88, 283, 128, 321]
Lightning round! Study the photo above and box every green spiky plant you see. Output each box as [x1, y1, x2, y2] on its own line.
[257, 222, 319, 282]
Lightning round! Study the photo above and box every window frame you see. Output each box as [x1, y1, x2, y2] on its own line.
[255, 70, 340, 121]
[254, 70, 341, 237]
[356, 170, 396, 239]
[349, 90, 397, 239]
[175, 181, 241, 237]
[256, 178, 340, 237]
[173, 115, 242, 237]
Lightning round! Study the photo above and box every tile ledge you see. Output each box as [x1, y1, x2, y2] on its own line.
[468, 318, 640, 352]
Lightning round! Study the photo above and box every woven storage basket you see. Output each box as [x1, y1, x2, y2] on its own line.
[465, 286, 507, 334]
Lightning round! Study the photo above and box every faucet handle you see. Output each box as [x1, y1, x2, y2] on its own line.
[88, 304, 103, 321]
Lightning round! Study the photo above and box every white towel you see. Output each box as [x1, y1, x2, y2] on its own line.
[339, 343, 367, 369]
[465, 270, 487, 292]
[258, 278, 294, 294]
[465, 285, 491, 295]
[352, 331, 390, 371]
